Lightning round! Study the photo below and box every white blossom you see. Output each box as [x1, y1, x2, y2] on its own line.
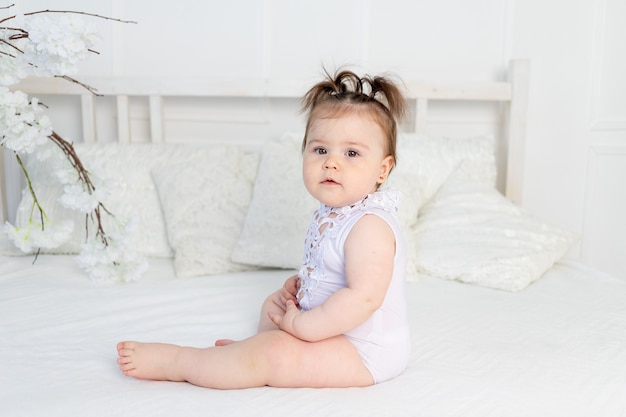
[0, 89, 52, 154]
[57, 158, 114, 212]
[0, 54, 27, 87]
[20, 14, 100, 77]
[4, 218, 74, 253]
[1, 10, 146, 282]
[76, 216, 147, 283]
[58, 184, 100, 213]
[1, 13, 99, 83]
[58, 176, 112, 213]
[0, 28, 28, 86]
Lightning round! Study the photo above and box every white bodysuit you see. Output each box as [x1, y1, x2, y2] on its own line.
[296, 189, 411, 384]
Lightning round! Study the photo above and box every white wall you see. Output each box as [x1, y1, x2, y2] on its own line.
[510, 0, 626, 278]
[9, 0, 625, 277]
[7, 0, 510, 144]
[15, 0, 508, 80]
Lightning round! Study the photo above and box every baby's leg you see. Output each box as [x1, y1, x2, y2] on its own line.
[117, 330, 373, 389]
[117, 337, 285, 388]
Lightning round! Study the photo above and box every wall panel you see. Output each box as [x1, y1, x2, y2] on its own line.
[589, 0, 626, 131]
[582, 145, 626, 277]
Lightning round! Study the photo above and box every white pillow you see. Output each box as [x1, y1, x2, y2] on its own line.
[410, 178, 577, 291]
[152, 147, 260, 278]
[231, 137, 318, 269]
[232, 132, 496, 272]
[384, 132, 496, 227]
[11, 143, 235, 258]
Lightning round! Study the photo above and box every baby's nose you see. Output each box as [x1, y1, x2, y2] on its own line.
[323, 155, 339, 169]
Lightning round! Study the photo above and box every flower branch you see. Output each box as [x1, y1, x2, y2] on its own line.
[15, 152, 45, 226]
[22, 9, 138, 24]
[0, 7, 138, 25]
[55, 75, 101, 95]
[0, 6, 146, 282]
[47, 129, 113, 242]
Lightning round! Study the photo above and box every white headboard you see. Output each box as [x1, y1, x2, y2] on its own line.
[0, 59, 529, 223]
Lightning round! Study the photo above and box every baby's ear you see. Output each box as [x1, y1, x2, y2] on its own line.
[378, 155, 394, 183]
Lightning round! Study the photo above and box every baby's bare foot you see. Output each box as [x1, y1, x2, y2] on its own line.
[117, 341, 185, 381]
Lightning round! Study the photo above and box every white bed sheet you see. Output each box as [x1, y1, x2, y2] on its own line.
[1, 254, 625, 417]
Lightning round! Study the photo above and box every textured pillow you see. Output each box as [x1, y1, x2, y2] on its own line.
[384, 132, 496, 228]
[232, 132, 496, 271]
[231, 137, 317, 269]
[152, 147, 260, 278]
[410, 177, 577, 291]
[10, 143, 243, 258]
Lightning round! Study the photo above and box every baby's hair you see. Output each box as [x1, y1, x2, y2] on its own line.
[301, 68, 407, 170]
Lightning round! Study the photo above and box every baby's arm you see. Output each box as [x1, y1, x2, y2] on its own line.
[270, 214, 395, 342]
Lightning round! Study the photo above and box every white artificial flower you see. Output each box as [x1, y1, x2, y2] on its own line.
[4, 218, 74, 253]
[58, 170, 114, 212]
[1, 13, 101, 83]
[0, 55, 26, 87]
[59, 184, 101, 213]
[76, 216, 147, 283]
[0, 89, 52, 154]
[1, 10, 147, 282]
[21, 14, 100, 77]
[0, 29, 28, 86]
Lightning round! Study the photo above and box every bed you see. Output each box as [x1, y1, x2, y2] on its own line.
[1, 60, 625, 417]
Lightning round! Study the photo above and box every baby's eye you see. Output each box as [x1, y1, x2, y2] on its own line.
[314, 147, 327, 155]
[346, 150, 359, 157]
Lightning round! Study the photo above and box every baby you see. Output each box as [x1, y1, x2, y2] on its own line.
[117, 69, 410, 388]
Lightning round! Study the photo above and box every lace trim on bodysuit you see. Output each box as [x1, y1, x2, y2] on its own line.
[297, 189, 402, 309]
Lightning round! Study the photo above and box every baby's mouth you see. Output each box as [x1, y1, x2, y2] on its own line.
[322, 178, 339, 185]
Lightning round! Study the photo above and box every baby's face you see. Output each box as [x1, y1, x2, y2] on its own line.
[302, 112, 393, 208]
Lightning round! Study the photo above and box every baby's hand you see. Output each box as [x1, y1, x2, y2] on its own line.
[280, 275, 300, 307]
[268, 299, 300, 336]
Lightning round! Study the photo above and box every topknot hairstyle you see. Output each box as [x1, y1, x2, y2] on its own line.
[300, 68, 407, 169]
